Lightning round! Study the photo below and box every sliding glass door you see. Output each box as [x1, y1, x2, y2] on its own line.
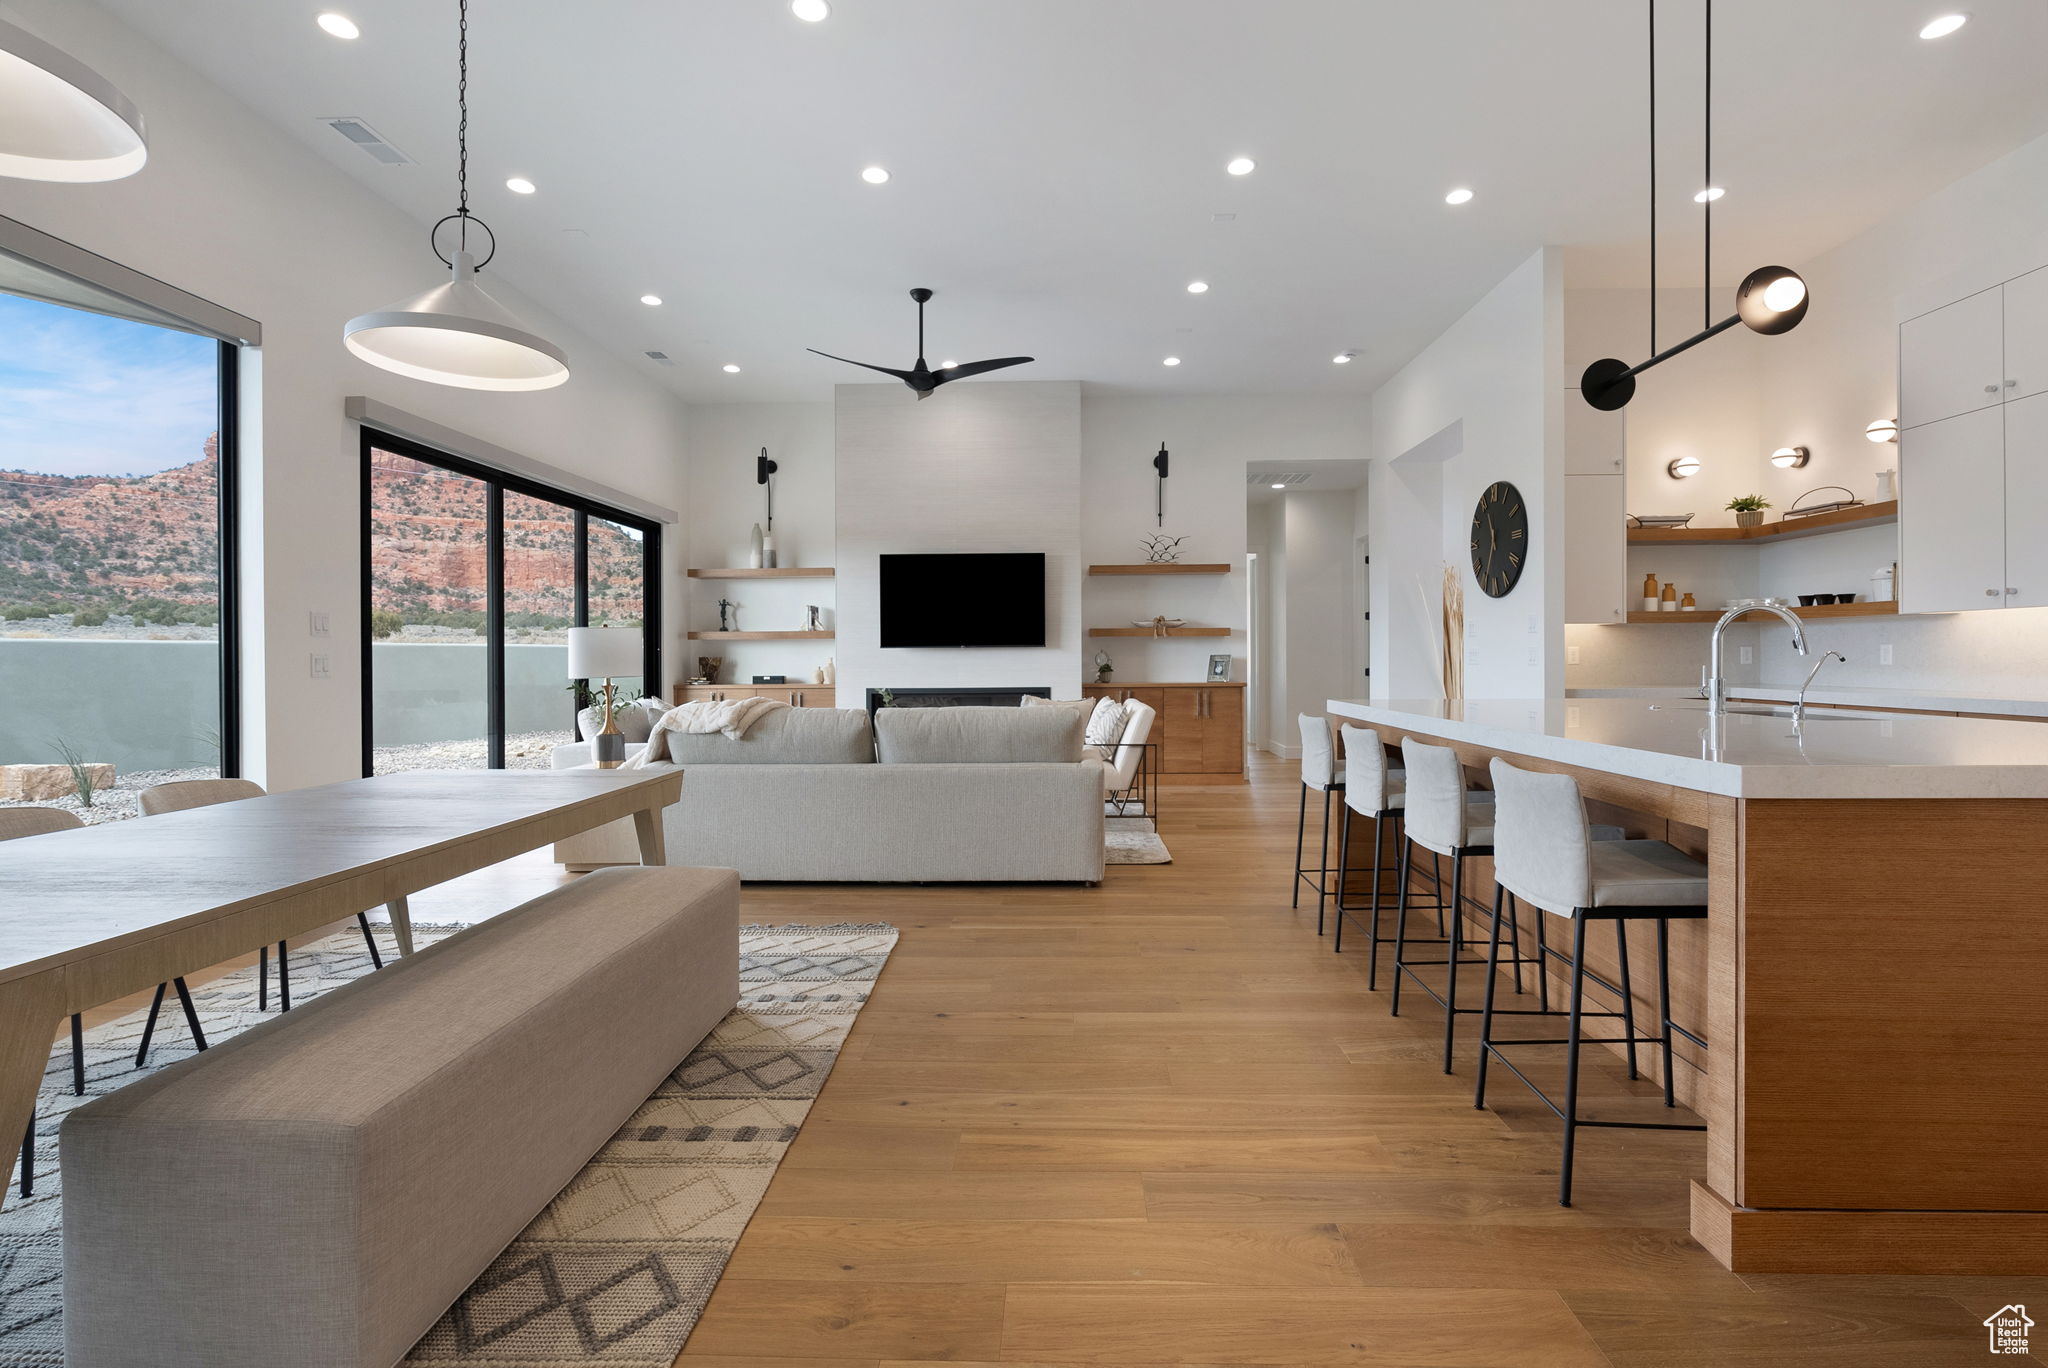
[361, 431, 658, 775]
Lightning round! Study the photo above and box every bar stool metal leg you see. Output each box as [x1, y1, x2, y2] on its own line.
[1334, 802, 1352, 951]
[1560, 914, 1591, 1207]
[1474, 884, 1508, 1108]
[1315, 789, 1334, 934]
[1615, 920, 1639, 1080]
[1292, 783, 1309, 909]
[1442, 849, 1466, 1073]
[276, 941, 291, 1011]
[259, 943, 269, 1011]
[1657, 916, 1678, 1108]
[1390, 838, 1413, 1018]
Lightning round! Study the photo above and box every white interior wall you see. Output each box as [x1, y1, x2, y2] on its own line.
[2, 0, 691, 790]
[1280, 491, 1362, 745]
[1369, 248, 1565, 700]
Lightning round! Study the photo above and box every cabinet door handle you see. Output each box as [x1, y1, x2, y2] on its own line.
[1986, 384, 2002, 394]
[2006, 379, 2020, 388]
[1987, 589, 2001, 597]
[2007, 587, 2020, 595]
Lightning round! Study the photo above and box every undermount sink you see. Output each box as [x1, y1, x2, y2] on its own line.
[1650, 701, 1879, 722]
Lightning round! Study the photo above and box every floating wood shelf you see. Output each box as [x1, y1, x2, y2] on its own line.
[1627, 501, 1898, 545]
[1088, 563, 1233, 576]
[1088, 626, 1233, 637]
[686, 630, 835, 640]
[1624, 602, 1898, 624]
[687, 566, 834, 579]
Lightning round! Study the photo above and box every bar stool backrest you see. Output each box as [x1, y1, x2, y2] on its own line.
[1339, 724, 1395, 814]
[1398, 736, 1478, 856]
[0, 806, 84, 841]
[1488, 757, 1593, 917]
[138, 777, 265, 816]
[1297, 714, 1337, 789]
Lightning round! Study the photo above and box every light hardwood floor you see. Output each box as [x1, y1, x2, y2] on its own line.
[69, 757, 2044, 1364]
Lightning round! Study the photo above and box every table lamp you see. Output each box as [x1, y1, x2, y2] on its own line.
[567, 626, 643, 768]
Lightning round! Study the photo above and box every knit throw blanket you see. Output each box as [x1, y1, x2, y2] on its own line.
[625, 696, 788, 765]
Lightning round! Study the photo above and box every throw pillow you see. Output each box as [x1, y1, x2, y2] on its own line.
[1084, 695, 1128, 749]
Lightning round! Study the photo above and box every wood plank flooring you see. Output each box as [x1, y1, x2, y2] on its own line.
[70, 756, 2033, 1364]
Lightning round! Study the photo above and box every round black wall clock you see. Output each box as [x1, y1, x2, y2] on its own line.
[1470, 480, 1528, 598]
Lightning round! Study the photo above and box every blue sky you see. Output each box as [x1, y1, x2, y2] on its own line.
[0, 293, 218, 479]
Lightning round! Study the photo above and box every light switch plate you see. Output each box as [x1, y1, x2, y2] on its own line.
[1739, 645, 1753, 665]
[1567, 645, 1581, 665]
[309, 611, 330, 637]
[310, 653, 330, 679]
[1880, 643, 1894, 665]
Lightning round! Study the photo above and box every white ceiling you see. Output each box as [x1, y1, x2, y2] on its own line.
[97, 0, 2048, 402]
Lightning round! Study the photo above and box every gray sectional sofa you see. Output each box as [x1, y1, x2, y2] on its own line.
[551, 705, 1106, 882]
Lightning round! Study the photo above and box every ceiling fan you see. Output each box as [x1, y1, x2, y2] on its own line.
[808, 288, 1033, 400]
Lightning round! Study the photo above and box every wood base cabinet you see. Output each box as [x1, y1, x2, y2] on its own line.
[674, 684, 836, 708]
[1084, 682, 1245, 780]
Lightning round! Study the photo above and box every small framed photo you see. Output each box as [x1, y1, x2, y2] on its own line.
[1206, 653, 1232, 682]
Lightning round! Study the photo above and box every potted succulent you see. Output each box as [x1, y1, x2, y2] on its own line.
[1727, 494, 1771, 528]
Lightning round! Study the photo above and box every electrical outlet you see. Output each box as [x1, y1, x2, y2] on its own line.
[310, 653, 330, 679]
[309, 610, 330, 637]
[1880, 643, 1894, 666]
[1526, 646, 1538, 666]
[1567, 644, 1582, 665]
[1739, 645, 1753, 665]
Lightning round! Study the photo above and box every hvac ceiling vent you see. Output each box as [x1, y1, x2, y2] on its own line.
[321, 117, 413, 165]
[1250, 471, 1315, 487]
[643, 351, 674, 365]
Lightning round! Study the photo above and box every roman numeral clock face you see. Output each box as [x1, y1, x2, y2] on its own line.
[1469, 480, 1527, 598]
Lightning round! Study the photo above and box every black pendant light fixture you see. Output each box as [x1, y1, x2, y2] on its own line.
[344, 0, 568, 390]
[1581, 0, 1807, 411]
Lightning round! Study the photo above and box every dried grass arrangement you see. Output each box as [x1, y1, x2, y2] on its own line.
[1440, 564, 1465, 702]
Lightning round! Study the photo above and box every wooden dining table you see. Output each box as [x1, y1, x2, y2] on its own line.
[0, 767, 682, 1194]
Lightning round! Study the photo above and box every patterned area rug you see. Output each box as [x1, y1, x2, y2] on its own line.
[0, 919, 895, 1367]
[1106, 815, 1171, 864]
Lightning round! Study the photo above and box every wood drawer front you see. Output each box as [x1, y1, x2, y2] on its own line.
[675, 684, 835, 707]
[1083, 684, 1240, 775]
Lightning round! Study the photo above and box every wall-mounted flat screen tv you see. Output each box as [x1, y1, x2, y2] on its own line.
[880, 552, 1046, 648]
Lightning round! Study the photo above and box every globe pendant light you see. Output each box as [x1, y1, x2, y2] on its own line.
[0, 17, 147, 182]
[1581, 0, 1806, 411]
[343, 0, 568, 391]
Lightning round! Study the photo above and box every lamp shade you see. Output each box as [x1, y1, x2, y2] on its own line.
[345, 250, 569, 391]
[0, 17, 147, 183]
[567, 626, 642, 680]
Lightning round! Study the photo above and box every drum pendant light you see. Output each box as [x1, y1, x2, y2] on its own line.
[0, 17, 147, 182]
[344, 0, 568, 390]
[1581, 0, 1805, 411]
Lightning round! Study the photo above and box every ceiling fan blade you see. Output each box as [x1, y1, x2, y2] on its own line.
[807, 348, 918, 381]
[932, 356, 1035, 382]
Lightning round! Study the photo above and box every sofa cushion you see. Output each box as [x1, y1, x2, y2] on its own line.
[876, 705, 1085, 764]
[659, 704, 875, 764]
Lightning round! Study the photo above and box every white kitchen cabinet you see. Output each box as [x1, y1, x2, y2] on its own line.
[1565, 397, 1627, 475]
[2002, 393, 2048, 609]
[1899, 407, 2006, 614]
[1564, 473, 1627, 624]
[1900, 287, 2004, 430]
[2002, 265, 2048, 406]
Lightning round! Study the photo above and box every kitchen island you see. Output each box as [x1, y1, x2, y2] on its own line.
[1328, 695, 2048, 1276]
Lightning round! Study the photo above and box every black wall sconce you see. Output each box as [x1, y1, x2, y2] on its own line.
[1152, 441, 1169, 527]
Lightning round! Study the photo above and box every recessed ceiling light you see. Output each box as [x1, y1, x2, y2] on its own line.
[1270, 482, 1286, 489]
[316, 12, 360, 39]
[791, 0, 831, 20]
[1919, 12, 1967, 38]
[505, 175, 535, 195]
[860, 165, 890, 184]
[1444, 187, 1475, 205]
[1333, 350, 1357, 364]
[1186, 280, 1210, 294]
[640, 294, 662, 306]
[1694, 186, 1725, 203]
[1163, 356, 1181, 366]
[1226, 156, 1256, 176]
[722, 364, 741, 373]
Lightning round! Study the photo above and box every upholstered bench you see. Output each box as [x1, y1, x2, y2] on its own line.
[61, 865, 740, 1368]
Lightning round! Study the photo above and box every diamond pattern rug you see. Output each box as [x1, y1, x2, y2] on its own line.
[0, 919, 895, 1367]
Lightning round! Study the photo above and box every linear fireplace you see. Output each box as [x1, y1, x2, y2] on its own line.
[867, 686, 1053, 714]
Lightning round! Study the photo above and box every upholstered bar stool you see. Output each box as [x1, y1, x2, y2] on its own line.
[1291, 714, 1347, 932]
[1332, 724, 1406, 985]
[1476, 757, 1709, 1206]
[1390, 737, 1535, 1073]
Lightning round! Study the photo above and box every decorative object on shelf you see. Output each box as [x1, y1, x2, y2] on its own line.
[1782, 486, 1865, 520]
[1207, 653, 1232, 682]
[1661, 582, 1679, 611]
[757, 448, 779, 567]
[1094, 650, 1114, 683]
[1680, 592, 1697, 609]
[1871, 564, 1895, 602]
[807, 287, 1033, 399]
[823, 655, 836, 685]
[1152, 442, 1170, 526]
[1135, 618, 1187, 636]
[1727, 494, 1772, 528]
[812, 665, 827, 685]
[1642, 572, 1661, 612]
[1770, 446, 1811, 469]
[1468, 480, 1527, 598]
[716, 597, 737, 632]
[1866, 418, 1900, 444]
[1581, 0, 1806, 411]
[805, 604, 824, 632]
[1876, 467, 1897, 498]
[1629, 512, 1695, 528]
[748, 523, 764, 569]
[1667, 457, 1702, 479]
[343, 0, 568, 391]
[697, 655, 724, 684]
[0, 16, 148, 182]
[1439, 565, 1465, 701]
[567, 626, 642, 768]
[1139, 534, 1186, 563]
[752, 674, 788, 685]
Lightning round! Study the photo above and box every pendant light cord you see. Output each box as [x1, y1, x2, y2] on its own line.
[1703, 0, 1711, 329]
[456, 0, 469, 250]
[1648, 0, 1656, 356]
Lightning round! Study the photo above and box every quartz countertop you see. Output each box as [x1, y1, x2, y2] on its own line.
[1568, 683, 2048, 719]
[1327, 696, 2048, 799]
